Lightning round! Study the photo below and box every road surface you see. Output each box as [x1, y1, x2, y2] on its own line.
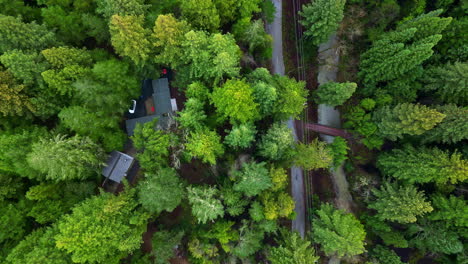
[267, 0, 306, 238]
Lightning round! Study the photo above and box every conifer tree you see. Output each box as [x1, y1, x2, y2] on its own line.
[233, 162, 272, 197]
[176, 98, 207, 131]
[258, 123, 295, 161]
[0, 69, 34, 116]
[369, 182, 433, 224]
[373, 103, 445, 140]
[421, 104, 468, 144]
[299, 0, 346, 45]
[0, 50, 48, 85]
[180, 0, 220, 32]
[407, 221, 463, 255]
[268, 229, 320, 264]
[224, 123, 256, 149]
[187, 186, 224, 224]
[95, 0, 149, 19]
[185, 129, 224, 165]
[314, 81, 357, 107]
[377, 145, 468, 184]
[429, 195, 468, 227]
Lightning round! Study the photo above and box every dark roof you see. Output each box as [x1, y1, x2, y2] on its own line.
[305, 123, 354, 140]
[125, 114, 171, 136]
[102, 151, 135, 183]
[152, 78, 172, 115]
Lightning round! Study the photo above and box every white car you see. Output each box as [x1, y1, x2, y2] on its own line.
[128, 100, 136, 114]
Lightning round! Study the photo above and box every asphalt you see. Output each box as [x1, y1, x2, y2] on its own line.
[267, 0, 306, 238]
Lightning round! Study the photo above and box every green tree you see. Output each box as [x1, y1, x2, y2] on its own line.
[137, 168, 184, 214]
[421, 104, 468, 144]
[429, 195, 468, 227]
[41, 6, 87, 44]
[176, 98, 207, 131]
[273, 75, 308, 120]
[95, 0, 149, 18]
[180, 0, 220, 32]
[361, 214, 409, 248]
[0, 201, 27, 244]
[151, 230, 184, 264]
[312, 203, 366, 258]
[270, 166, 288, 191]
[185, 129, 224, 165]
[407, 221, 463, 254]
[422, 61, 468, 104]
[268, 229, 319, 264]
[377, 145, 468, 184]
[0, 15, 56, 53]
[314, 82, 357, 107]
[294, 140, 333, 170]
[252, 81, 277, 117]
[202, 221, 239, 253]
[221, 185, 248, 216]
[0, 69, 34, 116]
[261, 191, 295, 220]
[41, 46, 93, 68]
[27, 135, 105, 182]
[368, 182, 433, 224]
[231, 224, 264, 259]
[212, 79, 259, 124]
[55, 190, 150, 264]
[110, 15, 151, 66]
[233, 162, 272, 197]
[187, 186, 224, 224]
[152, 14, 190, 68]
[0, 50, 48, 85]
[258, 123, 295, 161]
[299, 0, 346, 45]
[224, 123, 256, 149]
[373, 103, 445, 140]
[329, 137, 349, 168]
[238, 19, 272, 57]
[370, 245, 404, 264]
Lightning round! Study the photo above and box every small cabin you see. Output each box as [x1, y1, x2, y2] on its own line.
[102, 151, 135, 186]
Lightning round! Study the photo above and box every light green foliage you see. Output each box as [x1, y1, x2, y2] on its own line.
[429, 195, 468, 227]
[0, 201, 26, 243]
[274, 75, 308, 120]
[96, 0, 149, 18]
[202, 221, 239, 253]
[188, 238, 219, 262]
[42, 46, 92, 68]
[369, 182, 433, 224]
[224, 123, 256, 149]
[270, 166, 288, 191]
[6, 226, 72, 264]
[185, 129, 224, 165]
[233, 162, 272, 197]
[27, 135, 104, 182]
[211, 79, 259, 124]
[41, 65, 90, 96]
[261, 191, 295, 220]
[299, 0, 346, 45]
[258, 123, 295, 161]
[314, 82, 357, 107]
[181, 0, 220, 32]
[55, 190, 150, 264]
[377, 145, 468, 184]
[422, 61, 468, 104]
[237, 0, 262, 19]
[407, 221, 463, 254]
[151, 230, 184, 264]
[110, 15, 151, 66]
[252, 81, 277, 117]
[0, 69, 34, 116]
[422, 104, 468, 144]
[185, 82, 210, 102]
[187, 186, 224, 224]
[137, 168, 184, 214]
[373, 103, 445, 140]
[0, 15, 56, 53]
[294, 140, 333, 170]
[268, 229, 319, 264]
[329, 137, 349, 168]
[312, 203, 366, 258]
[0, 50, 47, 85]
[370, 245, 404, 264]
[177, 98, 207, 131]
[131, 119, 172, 171]
[152, 14, 190, 68]
[221, 186, 248, 216]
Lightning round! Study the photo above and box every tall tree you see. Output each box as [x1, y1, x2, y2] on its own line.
[252, 80, 277, 117]
[55, 190, 150, 264]
[110, 15, 151, 66]
[187, 186, 224, 224]
[137, 168, 184, 214]
[185, 129, 224, 165]
[180, 0, 220, 32]
[299, 0, 346, 45]
[421, 104, 468, 144]
[312, 203, 366, 258]
[258, 123, 295, 161]
[27, 135, 105, 182]
[233, 162, 272, 197]
[429, 195, 468, 227]
[268, 229, 320, 264]
[224, 123, 256, 149]
[95, 0, 149, 19]
[377, 145, 468, 184]
[273, 75, 308, 121]
[314, 81, 357, 107]
[150, 230, 184, 264]
[176, 98, 207, 131]
[373, 103, 445, 140]
[293, 140, 333, 170]
[370, 245, 404, 264]
[0, 69, 34, 116]
[369, 182, 433, 224]
[211, 79, 259, 124]
[407, 221, 464, 254]
[0, 50, 48, 85]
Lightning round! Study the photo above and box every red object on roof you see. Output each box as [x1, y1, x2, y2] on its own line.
[151, 106, 155, 112]
[162, 69, 167, 75]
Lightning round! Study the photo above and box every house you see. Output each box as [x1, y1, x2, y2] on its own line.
[101, 151, 135, 185]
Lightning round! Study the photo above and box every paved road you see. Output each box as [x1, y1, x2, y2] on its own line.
[267, 0, 306, 238]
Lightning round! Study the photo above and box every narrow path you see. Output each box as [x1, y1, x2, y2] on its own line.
[267, 0, 306, 238]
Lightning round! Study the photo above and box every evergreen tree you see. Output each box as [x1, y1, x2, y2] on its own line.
[370, 245, 404, 264]
[268, 229, 320, 264]
[233, 162, 272, 197]
[224, 123, 256, 149]
[407, 221, 463, 254]
[298, 0, 346, 45]
[187, 186, 224, 224]
[95, 0, 149, 19]
[258, 123, 295, 161]
[429, 195, 468, 227]
[150, 230, 184, 264]
[252, 81, 277, 117]
[180, 0, 220, 32]
[137, 168, 184, 214]
[377, 145, 468, 184]
[0, 69, 34, 116]
[373, 103, 445, 141]
[238, 19, 272, 57]
[314, 81, 357, 107]
[110, 15, 151, 66]
[421, 104, 468, 144]
[27, 135, 105, 182]
[273, 75, 308, 121]
[368, 182, 433, 224]
[176, 98, 207, 131]
[294, 140, 333, 170]
[329, 137, 349, 168]
[0, 50, 48, 85]
[312, 203, 366, 258]
[55, 190, 150, 264]
[185, 129, 224, 165]
[422, 61, 468, 104]
[221, 185, 248, 217]
[0, 201, 27, 244]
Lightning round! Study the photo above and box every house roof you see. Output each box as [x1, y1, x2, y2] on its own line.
[102, 151, 135, 183]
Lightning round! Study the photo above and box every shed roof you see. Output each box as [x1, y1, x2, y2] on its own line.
[102, 151, 135, 183]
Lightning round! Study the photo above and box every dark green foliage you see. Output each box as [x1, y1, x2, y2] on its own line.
[95, 0, 149, 18]
[314, 81, 357, 107]
[0, 69, 35, 117]
[435, 17, 468, 62]
[221, 186, 248, 216]
[429, 195, 468, 227]
[268, 229, 320, 264]
[151, 230, 184, 264]
[238, 19, 272, 58]
[258, 123, 295, 161]
[407, 221, 464, 254]
[231, 224, 264, 259]
[362, 214, 409, 248]
[181, 0, 220, 32]
[0, 201, 27, 244]
[261, 0, 276, 23]
[329, 137, 349, 168]
[233, 162, 272, 197]
[0, 174, 24, 201]
[370, 245, 404, 264]
[421, 104, 468, 144]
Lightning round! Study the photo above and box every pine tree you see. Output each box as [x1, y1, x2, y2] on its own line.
[0, 69, 34, 116]
[377, 145, 468, 184]
[298, 0, 346, 46]
[314, 81, 357, 107]
[110, 15, 151, 66]
[370, 245, 404, 264]
[421, 104, 468, 144]
[268, 229, 320, 264]
[258, 123, 295, 161]
[422, 62, 468, 104]
[429, 195, 468, 227]
[187, 186, 224, 224]
[0, 50, 48, 85]
[252, 81, 277, 117]
[180, 0, 220, 32]
[369, 182, 433, 224]
[233, 162, 272, 197]
[224, 123, 256, 149]
[185, 129, 224, 165]
[407, 221, 463, 254]
[373, 103, 445, 140]
[273, 75, 308, 121]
